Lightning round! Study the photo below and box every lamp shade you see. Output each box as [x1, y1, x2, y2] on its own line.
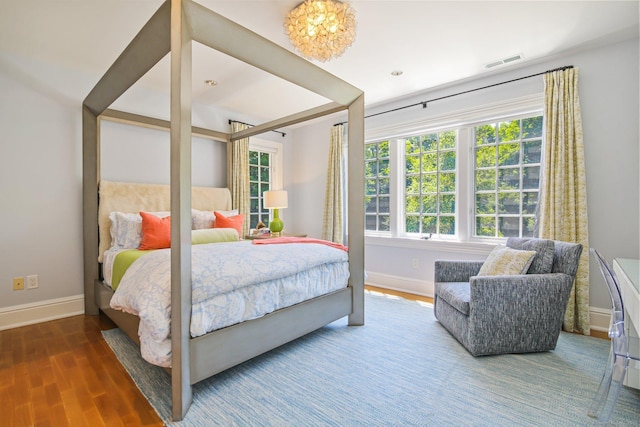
[263, 190, 288, 209]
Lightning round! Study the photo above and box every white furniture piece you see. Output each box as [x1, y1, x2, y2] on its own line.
[588, 250, 640, 422]
[613, 258, 640, 389]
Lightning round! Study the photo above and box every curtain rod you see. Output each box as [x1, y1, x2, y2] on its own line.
[334, 65, 573, 126]
[229, 119, 286, 137]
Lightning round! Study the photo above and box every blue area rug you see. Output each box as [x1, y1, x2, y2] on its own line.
[102, 292, 640, 426]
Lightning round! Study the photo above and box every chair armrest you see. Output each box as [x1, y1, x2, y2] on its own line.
[465, 273, 575, 355]
[469, 273, 574, 318]
[435, 260, 484, 283]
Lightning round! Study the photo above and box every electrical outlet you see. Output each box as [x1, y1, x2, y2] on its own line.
[27, 275, 39, 289]
[412, 258, 419, 269]
[13, 277, 24, 291]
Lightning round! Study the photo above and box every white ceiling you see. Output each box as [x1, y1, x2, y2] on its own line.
[1, 1, 638, 124]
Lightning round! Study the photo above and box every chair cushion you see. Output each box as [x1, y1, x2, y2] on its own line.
[435, 282, 470, 315]
[552, 241, 583, 277]
[506, 237, 555, 274]
[478, 245, 536, 276]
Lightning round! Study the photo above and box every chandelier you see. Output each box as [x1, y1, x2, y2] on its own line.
[284, 0, 356, 62]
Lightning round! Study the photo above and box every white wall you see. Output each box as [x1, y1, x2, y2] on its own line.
[290, 37, 640, 320]
[100, 120, 227, 187]
[286, 120, 334, 238]
[577, 37, 639, 310]
[0, 55, 84, 316]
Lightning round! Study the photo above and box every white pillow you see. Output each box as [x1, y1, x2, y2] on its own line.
[191, 209, 238, 230]
[478, 245, 537, 276]
[109, 211, 169, 249]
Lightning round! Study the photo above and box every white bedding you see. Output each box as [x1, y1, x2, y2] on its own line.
[109, 240, 350, 367]
[102, 247, 122, 288]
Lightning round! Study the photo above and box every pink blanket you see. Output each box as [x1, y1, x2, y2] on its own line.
[252, 236, 348, 252]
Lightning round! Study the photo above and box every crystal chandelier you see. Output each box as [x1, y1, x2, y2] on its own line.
[284, 0, 356, 62]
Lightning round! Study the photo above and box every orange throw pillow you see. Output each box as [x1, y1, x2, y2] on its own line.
[214, 211, 245, 238]
[139, 212, 171, 250]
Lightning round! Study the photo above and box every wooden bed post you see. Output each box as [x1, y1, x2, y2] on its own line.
[82, 106, 100, 316]
[347, 94, 365, 326]
[169, 0, 193, 420]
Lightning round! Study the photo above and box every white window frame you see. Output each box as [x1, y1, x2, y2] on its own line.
[364, 93, 543, 245]
[365, 139, 391, 233]
[249, 138, 283, 229]
[467, 114, 543, 242]
[402, 129, 459, 240]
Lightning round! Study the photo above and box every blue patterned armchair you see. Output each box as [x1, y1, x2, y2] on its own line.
[433, 237, 583, 356]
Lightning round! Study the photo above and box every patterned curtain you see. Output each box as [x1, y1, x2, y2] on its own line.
[322, 124, 345, 244]
[538, 67, 590, 335]
[229, 121, 250, 237]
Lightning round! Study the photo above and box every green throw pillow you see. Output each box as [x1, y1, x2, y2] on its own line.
[191, 228, 239, 244]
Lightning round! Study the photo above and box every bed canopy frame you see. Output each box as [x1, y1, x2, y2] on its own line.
[82, 0, 364, 420]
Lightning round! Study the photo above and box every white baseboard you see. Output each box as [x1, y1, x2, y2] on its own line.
[589, 306, 611, 333]
[366, 271, 611, 335]
[0, 295, 85, 331]
[365, 271, 433, 298]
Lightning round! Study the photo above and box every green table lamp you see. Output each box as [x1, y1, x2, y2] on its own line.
[263, 190, 288, 237]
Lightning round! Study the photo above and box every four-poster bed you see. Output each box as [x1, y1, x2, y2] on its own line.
[82, 0, 364, 421]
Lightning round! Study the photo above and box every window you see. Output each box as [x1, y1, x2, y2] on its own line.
[404, 130, 457, 237]
[365, 140, 390, 231]
[248, 139, 283, 231]
[474, 116, 542, 238]
[364, 105, 543, 243]
[249, 149, 272, 229]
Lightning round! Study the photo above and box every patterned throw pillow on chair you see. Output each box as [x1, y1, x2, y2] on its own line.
[478, 245, 537, 276]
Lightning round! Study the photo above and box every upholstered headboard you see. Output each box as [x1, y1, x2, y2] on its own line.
[97, 180, 232, 262]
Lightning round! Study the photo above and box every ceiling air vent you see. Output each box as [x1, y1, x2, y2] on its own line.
[485, 53, 524, 69]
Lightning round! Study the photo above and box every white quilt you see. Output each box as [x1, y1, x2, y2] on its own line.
[110, 240, 350, 367]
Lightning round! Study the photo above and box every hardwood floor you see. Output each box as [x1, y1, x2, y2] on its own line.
[365, 285, 433, 304]
[0, 314, 163, 427]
